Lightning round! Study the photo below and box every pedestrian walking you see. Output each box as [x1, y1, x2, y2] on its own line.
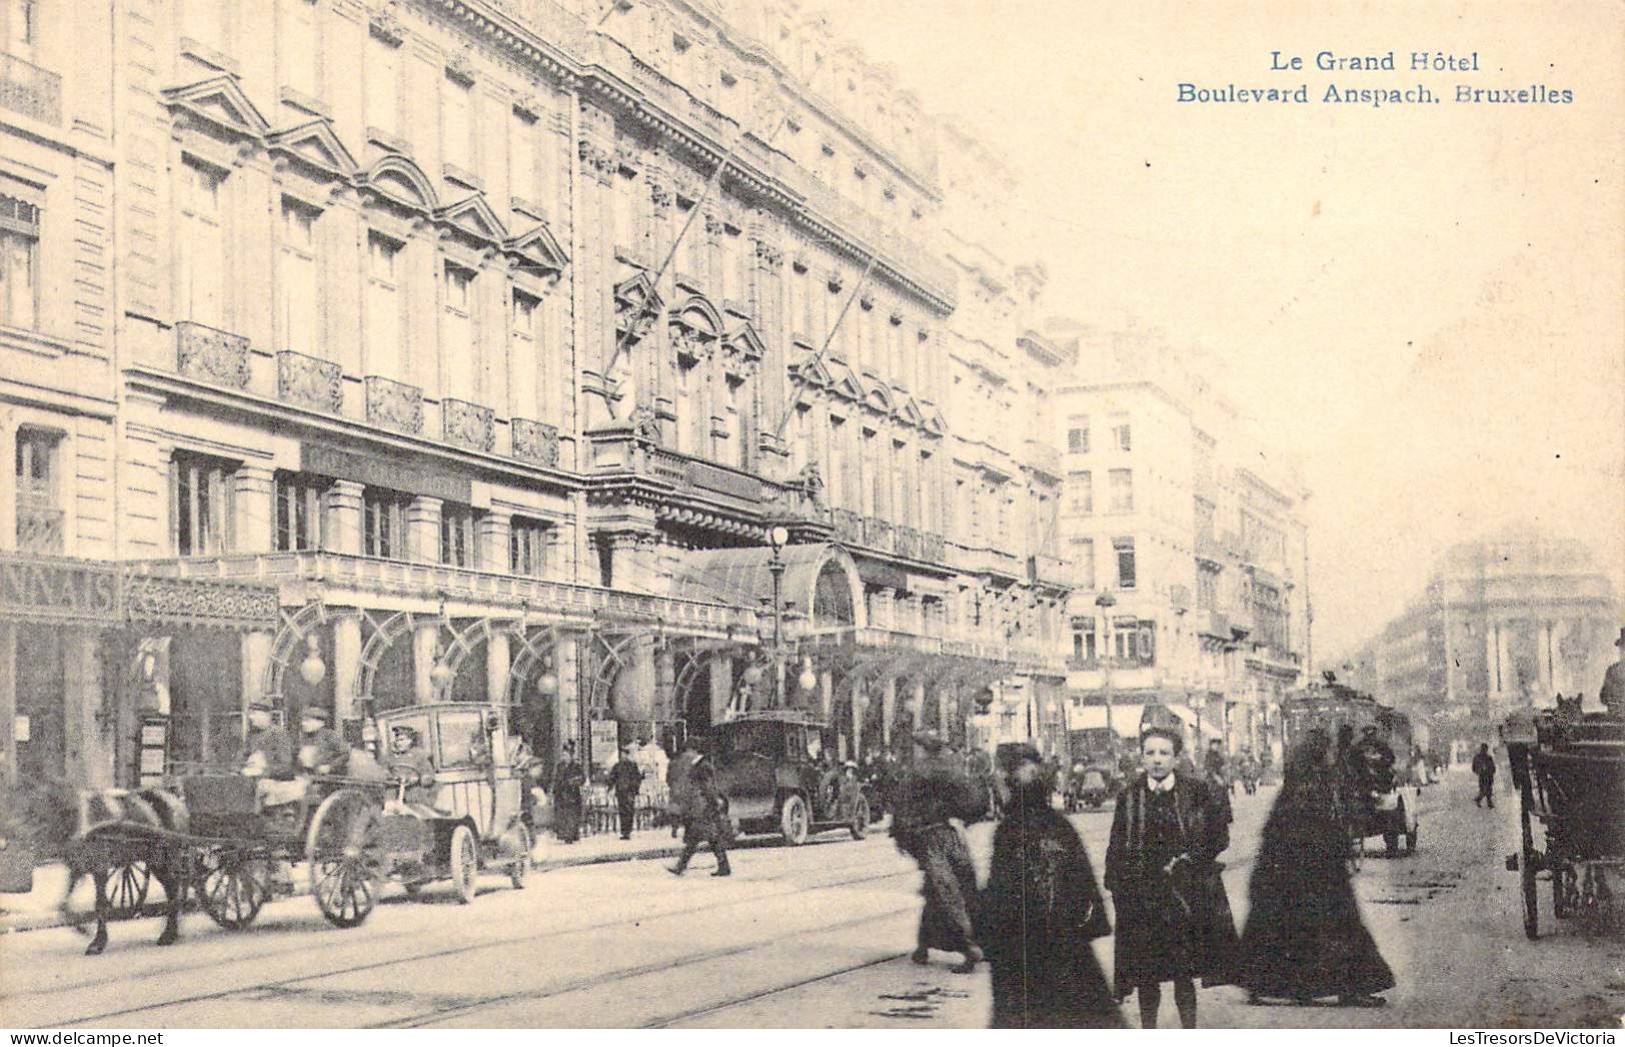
[1104, 726, 1240, 1029]
[892, 730, 986, 973]
[1471, 743, 1496, 808]
[668, 754, 732, 877]
[979, 743, 1123, 1029]
[553, 741, 586, 843]
[610, 744, 644, 840]
[666, 738, 700, 838]
[1238, 729, 1394, 1007]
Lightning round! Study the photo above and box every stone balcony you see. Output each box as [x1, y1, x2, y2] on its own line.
[0, 51, 60, 124]
[276, 350, 343, 414]
[1027, 552, 1072, 588]
[176, 321, 251, 390]
[442, 398, 496, 453]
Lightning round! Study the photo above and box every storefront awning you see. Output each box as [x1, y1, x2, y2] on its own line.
[1165, 703, 1225, 742]
[672, 543, 863, 630]
[1072, 703, 1143, 738]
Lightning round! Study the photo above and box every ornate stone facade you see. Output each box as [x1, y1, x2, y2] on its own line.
[365, 375, 424, 434]
[512, 417, 561, 467]
[277, 351, 343, 413]
[176, 321, 251, 390]
[442, 398, 496, 452]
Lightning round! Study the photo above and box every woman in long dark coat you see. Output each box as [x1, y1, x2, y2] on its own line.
[980, 744, 1123, 1028]
[892, 731, 985, 973]
[1239, 729, 1394, 1006]
[1105, 727, 1240, 1029]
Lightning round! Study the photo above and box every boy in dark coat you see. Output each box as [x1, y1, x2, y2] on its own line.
[1105, 726, 1240, 1029]
[980, 743, 1122, 1028]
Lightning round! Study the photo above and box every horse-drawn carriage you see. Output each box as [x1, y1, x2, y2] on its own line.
[1283, 680, 1420, 864]
[1503, 700, 1625, 939]
[18, 701, 533, 952]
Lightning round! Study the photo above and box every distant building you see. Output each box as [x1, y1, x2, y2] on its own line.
[1345, 533, 1619, 750]
[1054, 329, 1311, 765]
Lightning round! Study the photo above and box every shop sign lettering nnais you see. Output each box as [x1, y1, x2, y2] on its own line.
[0, 556, 121, 623]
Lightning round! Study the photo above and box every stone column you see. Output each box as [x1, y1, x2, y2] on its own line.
[242, 629, 274, 706]
[477, 512, 512, 574]
[655, 647, 676, 723]
[709, 652, 734, 725]
[325, 480, 365, 555]
[851, 676, 865, 759]
[913, 680, 928, 731]
[1486, 624, 1500, 697]
[881, 675, 897, 747]
[413, 621, 440, 704]
[487, 629, 511, 709]
[406, 496, 443, 564]
[0, 625, 14, 784]
[557, 636, 582, 751]
[234, 464, 276, 553]
[333, 614, 362, 725]
[64, 633, 114, 787]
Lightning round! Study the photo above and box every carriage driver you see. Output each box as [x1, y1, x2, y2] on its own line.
[242, 701, 305, 808]
[385, 724, 440, 809]
[297, 707, 350, 777]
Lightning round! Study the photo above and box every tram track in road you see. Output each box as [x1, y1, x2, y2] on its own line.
[642, 950, 911, 1028]
[25, 854, 919, 1028]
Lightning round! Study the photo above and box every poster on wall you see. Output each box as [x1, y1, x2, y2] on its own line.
[590, 718, 619, 771]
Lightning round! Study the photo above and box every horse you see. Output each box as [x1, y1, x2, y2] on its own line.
[3, 776, 191, 955]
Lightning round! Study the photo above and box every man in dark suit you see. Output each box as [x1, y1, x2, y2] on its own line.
[609, 744, 644, 840]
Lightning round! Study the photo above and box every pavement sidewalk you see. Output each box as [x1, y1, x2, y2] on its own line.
[0, 828, 689, 935]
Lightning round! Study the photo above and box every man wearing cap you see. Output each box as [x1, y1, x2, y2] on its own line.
[609, 744, 645, 840]
[297, 707, 349, 777]
[891, 729, 986, 974]
[242, 702, 303, 808]
[553, 741, 586, 844]
[1600, 627, 1625, 717]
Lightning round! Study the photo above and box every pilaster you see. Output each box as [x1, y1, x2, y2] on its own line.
[333, 614, 362, 727]
[477, 511, 512, 572]
[324, 480, 365, 555]
[234, 463, 276, 553]
[405, 495, 443, 564]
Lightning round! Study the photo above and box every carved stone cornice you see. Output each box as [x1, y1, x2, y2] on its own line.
[442, 397, 495, 452]
[369, 2, 406, 46]
[512, 417, 561, 467]
[277, 350, 343, 413]
[445, 47, 477, 87]
[176, 321, 251, 390]
[648, 179, 674, 212]
[364, 375, 424, 434]
[754, 241, 783, 270]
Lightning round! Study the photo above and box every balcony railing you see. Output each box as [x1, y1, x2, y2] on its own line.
[830, 508, 863, 546]
[0, 52, 61, 124]
[16, 502, 63, 554]
[862, 516, 895, 553]
[894, 525, 921, 560]
[921, 532, 946, 563]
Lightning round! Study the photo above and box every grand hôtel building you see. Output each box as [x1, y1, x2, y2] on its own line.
[1, 0, 1085, 787]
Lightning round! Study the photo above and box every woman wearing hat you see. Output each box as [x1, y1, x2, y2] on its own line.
[980, 743, 1122, 1028]
[891, 730, 986, 973]
[1104, 725, 1240, 1029]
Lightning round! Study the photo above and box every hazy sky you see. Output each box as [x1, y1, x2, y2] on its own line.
[814, 0, 1625, 660]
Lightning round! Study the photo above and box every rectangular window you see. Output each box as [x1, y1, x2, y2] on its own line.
[674, 357, 698, 455]
[718, 376, 745, 469]
[366, 232, 402, 378]
[6, 0, 38, 60]
[178, 161, 226, 326]
[366, 37, 398, 133]
[1067, 420, 1089, 454]
[510, 289, 540, 417]
[278, 198, 319, 352]
[862, 428, 881, 516]
[1071, 536, 1095, 589]
[1109, 468, 1134, 512]
[1113, 419, 1132, 452]
[443, 77, 471, 169]
[1071, 619, 1096, 663]
[279, 0, 317, 95]
[827, 416, 847, 508]
[442, 262, 476, 400]
[1069, 470, 1093, 514]
[273, 470, 328, 552]
[362, 487, 408, 560]
[1114, 536, 1136, 590]
[439, 503, 479, 568]
[0, 194, 39, 330]
[1115, 618, 1140, 661]
[1197, 570, 1218, 612]
[14, 426, 61, 553]
[510, 113, 537, 203]
[170, 452, 236, 556]
[509, 517, 548, 577]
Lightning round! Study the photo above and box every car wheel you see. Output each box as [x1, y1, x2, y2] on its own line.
[781, 794, 810, 846]
[849, 797, 870, 840]
[450, 824, 479, 904]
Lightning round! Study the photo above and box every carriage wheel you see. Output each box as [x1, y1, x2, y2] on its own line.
[449, 825, 479, 904]
[849, 797, 870, 841]
[509, 824, 532, 890]
[197, 852, 271, 931]
[307, 790, 383, 929]
[1521, 853, 1540, 940]
[106, 860, 152, 920]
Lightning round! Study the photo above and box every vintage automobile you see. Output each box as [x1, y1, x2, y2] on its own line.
[710, 710, 871, 845]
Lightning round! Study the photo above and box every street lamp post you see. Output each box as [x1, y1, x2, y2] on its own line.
[767, 525, 790, 708]
[1096, 591, 1117, 739]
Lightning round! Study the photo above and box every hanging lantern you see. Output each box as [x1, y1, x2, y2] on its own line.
[298, 632, 327, 687]
[742, 662, 765, 686]
[797, 656, 818, 693]
[536, 671, 559, 696]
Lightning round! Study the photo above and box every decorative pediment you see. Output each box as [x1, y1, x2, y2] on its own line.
[864, 384, 896, 416]
[922, 404, 948, 436]
[614, 271, 663, 345]
[505, 221, 569, 274]
[364, 155, 438, 212]
[162, 75, 271, 139]
[439, 193, 508, 245]
[723, 321, 766, 362]
[266, 118, 357, 178]
[827, 361, 866, 402]
[669, 294, 723, 340]
[789, 354, 835, 390]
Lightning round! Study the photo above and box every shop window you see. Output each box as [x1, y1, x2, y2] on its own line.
[440, 502, 480, 568]
[14, 426, 61, 553]
[362, 487, 410, 560]
[170, 451, 237, 556]
[510, 516, 548, 577]
[274, 470, 329, 552]
[0, 193, 39, 330]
